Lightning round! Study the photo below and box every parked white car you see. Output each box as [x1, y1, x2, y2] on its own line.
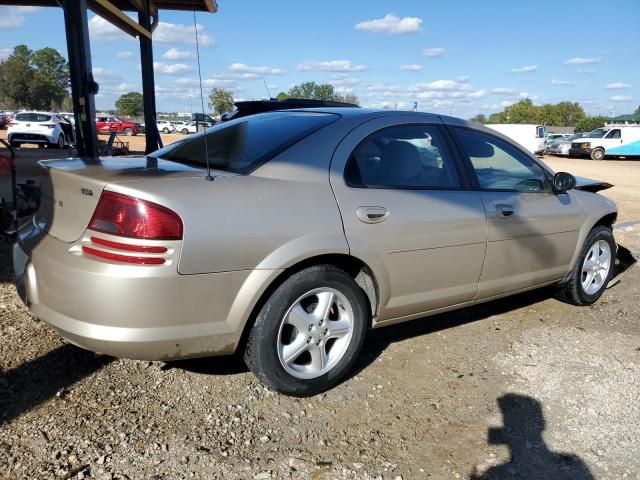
[177, 122, 198, 135]
[156, 120, 176, 134]
[486, 124, 546, 155]
[171, 121, 190, 130]
[7, 112, 74, 149]
[569, 125, 640, 160]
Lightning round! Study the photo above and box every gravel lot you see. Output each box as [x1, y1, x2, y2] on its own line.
[0, 148, 638, 479]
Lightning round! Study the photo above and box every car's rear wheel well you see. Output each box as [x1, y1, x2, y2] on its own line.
[236, 254, 378, 353]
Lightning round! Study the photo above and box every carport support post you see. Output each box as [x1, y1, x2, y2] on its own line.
[139, 0, 160, 154]
[63, 0, 99, 158]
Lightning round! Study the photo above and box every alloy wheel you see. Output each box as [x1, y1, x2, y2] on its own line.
[277, 288, 354, 380]
[581, 239, 611, 295]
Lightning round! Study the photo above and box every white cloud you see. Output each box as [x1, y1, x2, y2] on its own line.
[153, 62, 193, 75]
[400, 64, 423, 71]
[564, 57, 601, 65]
[117, 51, 134, 60]
[355, 14, 422, 35]
[492, 87, 515, 95]
[89, 16, 131, 42]
[364, 78, 486, 103]
[610, 95, 632, 102]
[297, 60, 367, 72]
[0, 6, 40, 29]
[162, 48, 195, 61]
[0, 47, 11, 61]
[511, 65, 538, 73]
[93, 68, 122, 81]
[89, 16, 214, 46]
[329, 74, 363, 86]
[154, 21, 214, 46]
[175, 77, 237, 89]
[577, 68, 595, 75]
[228, 63, 285, 75]
[456, 76, 470, 83]
[605, 82, 631, 89]
[423, 48, 446, 58]
[550, 79, 576, 86]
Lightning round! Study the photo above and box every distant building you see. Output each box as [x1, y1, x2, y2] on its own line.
[606, 114, 640, 126]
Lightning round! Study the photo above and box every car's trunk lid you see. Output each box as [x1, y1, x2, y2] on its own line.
[34, 156, 213, 243]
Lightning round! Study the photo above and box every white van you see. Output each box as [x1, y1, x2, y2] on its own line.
[485, 124, 546, 155]
[569, 125, 640, 160]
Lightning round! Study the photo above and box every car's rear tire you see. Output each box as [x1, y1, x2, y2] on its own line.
[56, 134, 64, 149]
[556, 225, 615, 306]
[243, 265, 369, 396]
[163, 127, 169, 134]
[124, 128, 133, 136]
[181, 128, 189, 135]
[590, 148, 605, 161]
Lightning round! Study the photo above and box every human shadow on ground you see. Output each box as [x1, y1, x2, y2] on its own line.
[0, 344, 114, 426]
[470, 393, 594, 480]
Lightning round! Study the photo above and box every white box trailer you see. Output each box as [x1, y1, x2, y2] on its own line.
[485, 124, 546, 155]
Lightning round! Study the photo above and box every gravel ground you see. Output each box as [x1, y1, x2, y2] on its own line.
[0, 157, 638, 479]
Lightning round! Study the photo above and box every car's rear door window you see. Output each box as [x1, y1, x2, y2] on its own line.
[15, 113, 51, 122]
[152, 111, 338, 174]
[453, 127, 551, 192]
[344, 124, 461, 189]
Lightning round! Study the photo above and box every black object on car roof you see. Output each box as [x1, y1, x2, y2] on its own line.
[220, 98, 359, 122]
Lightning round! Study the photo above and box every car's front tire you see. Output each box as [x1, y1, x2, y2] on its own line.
[556, 225, 615, 306]
[124, 128, 133, 136]
[591, 148, 605, 161]
[244, 265, 369, 396]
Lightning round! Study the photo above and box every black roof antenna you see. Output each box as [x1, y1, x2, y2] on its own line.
[193, 11, 213, 181]
[263, 80, 273, 100]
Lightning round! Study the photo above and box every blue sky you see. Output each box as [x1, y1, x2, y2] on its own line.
[0, 0, 638, 118]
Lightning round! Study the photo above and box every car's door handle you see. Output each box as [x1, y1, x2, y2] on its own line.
[496, 204, 515, 219]
[356, 206, 389, 224]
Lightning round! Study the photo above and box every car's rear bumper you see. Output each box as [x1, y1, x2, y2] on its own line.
[13, 222, 268, 360]
[8, 132, 56, 143]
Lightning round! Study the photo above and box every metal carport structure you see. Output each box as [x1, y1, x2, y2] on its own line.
[0, 0, 217, 156]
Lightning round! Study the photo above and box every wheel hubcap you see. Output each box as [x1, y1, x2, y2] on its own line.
[277, 288, 354, 380]
[581, 240, 611, 295]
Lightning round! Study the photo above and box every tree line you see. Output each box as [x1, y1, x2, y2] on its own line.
[470, 98, 638, 132]
[0, 45, 71, 111]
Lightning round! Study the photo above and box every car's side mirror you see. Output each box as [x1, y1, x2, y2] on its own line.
[553, 172, 576, 193]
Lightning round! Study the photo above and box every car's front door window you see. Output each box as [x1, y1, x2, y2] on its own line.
[453, 127, 551, 192]
[606, 129, 621, 139]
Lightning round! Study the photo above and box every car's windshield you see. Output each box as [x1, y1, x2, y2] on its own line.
[586, 128, 609, 138]
[16, 113, 51, 122]
[566, 133, 586, 141]
[151, 111, 339, 174]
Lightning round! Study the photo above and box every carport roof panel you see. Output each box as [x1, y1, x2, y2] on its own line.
[0, 0, 217, 12]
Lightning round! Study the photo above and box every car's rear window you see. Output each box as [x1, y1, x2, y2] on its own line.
[151, 111, 338, 174]
[16, 113, 51, 122]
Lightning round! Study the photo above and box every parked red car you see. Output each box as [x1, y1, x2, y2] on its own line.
[96, 116, 140, 136]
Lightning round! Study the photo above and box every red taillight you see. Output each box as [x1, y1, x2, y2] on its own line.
[88, 191, 183, 240]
